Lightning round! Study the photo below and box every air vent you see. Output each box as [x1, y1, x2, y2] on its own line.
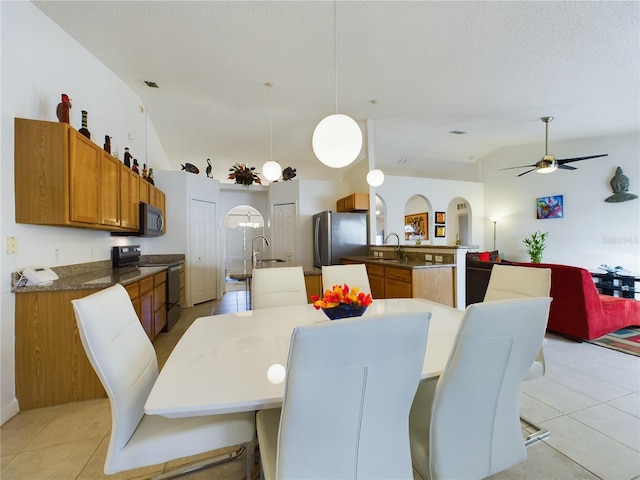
[397, 157, 410, 164]
[449, 130, 466, 135]
[143, 80, 159, 88]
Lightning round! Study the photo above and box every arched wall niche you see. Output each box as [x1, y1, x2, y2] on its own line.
[447, 197, 472, 246]
[374, 194, 386, 245]
[404, 194, 432, 244]
[224, 205, 265, 278]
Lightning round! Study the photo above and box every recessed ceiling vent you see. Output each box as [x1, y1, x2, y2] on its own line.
[449, 130, 466, 135]
[143, 80, 159, 88]
[398, 157, 410, 164]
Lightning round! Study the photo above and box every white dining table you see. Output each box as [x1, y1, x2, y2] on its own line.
[144, 298, 464, 418]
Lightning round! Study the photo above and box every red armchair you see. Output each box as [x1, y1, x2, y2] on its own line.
[512, 262, 640, 340]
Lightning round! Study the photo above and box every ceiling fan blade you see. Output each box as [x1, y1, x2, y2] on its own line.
[558, 164, 577, 170]
[556, 154, 608, 165]
[517, 168, 537, 177]
[499, 164, 537, 171]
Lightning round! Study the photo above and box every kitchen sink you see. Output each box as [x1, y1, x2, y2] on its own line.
[258, 258, 286, 263]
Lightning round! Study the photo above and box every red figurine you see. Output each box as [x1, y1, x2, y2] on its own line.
[132, 158, 140, 175]
[56, 94, 71, 123]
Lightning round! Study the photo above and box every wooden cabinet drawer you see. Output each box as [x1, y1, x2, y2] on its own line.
[154, 283, 166, 312]
[154, 271, 167, 286]
[125, 282, 139, 299]
[385, 278, 412, 298]
[366, 263, 385, 277]
[140, 276, 154, 294]
[385, 267, 412, 282]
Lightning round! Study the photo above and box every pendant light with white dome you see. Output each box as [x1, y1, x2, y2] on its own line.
[312, 0, 363, 169]
[366, 100, 384, 187]
[262, 82, 282, 182]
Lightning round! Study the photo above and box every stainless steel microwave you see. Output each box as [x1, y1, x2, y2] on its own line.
[111, 203, 164, 237]
[139, 203, 164, 236]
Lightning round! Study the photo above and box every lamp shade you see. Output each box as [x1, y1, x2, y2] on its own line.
[262, 160, 282, 181]
[366, 169, 385, 187]
[312, 114, 363, 168]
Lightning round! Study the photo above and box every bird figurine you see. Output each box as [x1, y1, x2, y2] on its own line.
[181, 163, 200, 174]
[282, 167, 297, 181]
[206, 158, 213, 178]
[56, 94, 71, 123]
[124, 147, 132, 168]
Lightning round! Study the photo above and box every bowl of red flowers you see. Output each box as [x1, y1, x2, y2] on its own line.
[311, 284, 373, 320]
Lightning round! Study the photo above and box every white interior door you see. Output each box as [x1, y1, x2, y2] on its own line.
[458, 213, 469, 245]
[272, 203, 296, 266]
[190, 199, 217, 305]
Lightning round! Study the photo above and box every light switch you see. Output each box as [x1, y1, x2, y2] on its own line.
[7, 236, 17, 254]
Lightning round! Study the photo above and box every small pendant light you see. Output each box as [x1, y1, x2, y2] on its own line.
[262, 82, 282, 182]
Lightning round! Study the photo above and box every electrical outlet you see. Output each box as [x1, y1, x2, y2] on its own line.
[425, 254, 432, 261]
[55, 249, 60, 263]
[7, 237, 17, 254]
[435, 255, 443, 263]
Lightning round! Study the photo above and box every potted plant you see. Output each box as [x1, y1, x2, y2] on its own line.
[523, 231, 549, 263]
[228, 163, 262, 186]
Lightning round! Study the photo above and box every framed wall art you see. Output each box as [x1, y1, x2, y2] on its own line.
[435, 225, 446, 238]
[435, 211, 446, 224]
[536, 195, 564, 219]
[404, 212, 428, 240]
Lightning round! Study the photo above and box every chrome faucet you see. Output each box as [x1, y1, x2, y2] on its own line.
[252, 235, 270, 270]
[385, 233, 401, 259]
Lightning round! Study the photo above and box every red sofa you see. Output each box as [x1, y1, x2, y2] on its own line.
[512, 262, 640, 340]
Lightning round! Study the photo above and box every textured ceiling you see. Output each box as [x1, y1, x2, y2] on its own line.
[33, 1, 639, 181]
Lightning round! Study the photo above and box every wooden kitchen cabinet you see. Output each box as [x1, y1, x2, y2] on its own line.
[385, 267, 413, 298]
[365, 263, 385, 299]
[139, 276, 155, 339]
[139, 176, 150, 204]
[14, 118, 165, 232]
[153, 271, 167, 334]
[120, 164, 140, 230]
[304, 274, 323, 303]
[15, 290, 106, 410]
[336, 193, 369, 212]
[149, 184, 167, 232]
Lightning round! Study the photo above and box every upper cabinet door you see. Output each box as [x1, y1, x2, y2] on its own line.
[100, 152, 121, 226]
[69, 132, 102, 224]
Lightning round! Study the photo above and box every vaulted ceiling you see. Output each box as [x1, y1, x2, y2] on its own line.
[33, 1, 639, 181]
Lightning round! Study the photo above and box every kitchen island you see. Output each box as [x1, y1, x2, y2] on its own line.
[341, 256, 457, 307]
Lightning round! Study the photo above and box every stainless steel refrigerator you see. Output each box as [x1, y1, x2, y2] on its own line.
[313, 211, 369, 267]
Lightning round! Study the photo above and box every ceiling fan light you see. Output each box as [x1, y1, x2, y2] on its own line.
[366, 169, 385, 187]
[537, 165, 557, 174]
[262, 160, 282, 181]
[312, 114, 363, 168]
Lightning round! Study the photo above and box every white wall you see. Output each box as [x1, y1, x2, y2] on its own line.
[481, 133, 640, 272]
[375, 176, 485, 248]
[0, 2, 171, 423]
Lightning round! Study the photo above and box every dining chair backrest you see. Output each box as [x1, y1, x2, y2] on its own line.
[484, 264, 551, 379]
[72, 284, 158, 470]
[252, 266, 308, 309]
[410, 297, 551, 480]
[321, 264, 372, 296]
[484, 264, 551, 301]
[276, 312, 430, 479]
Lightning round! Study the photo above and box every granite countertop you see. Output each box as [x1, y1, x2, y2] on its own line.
[13, 265, 170, 293]
[342, 256, 456, 270]
[229, 267, 322, 280]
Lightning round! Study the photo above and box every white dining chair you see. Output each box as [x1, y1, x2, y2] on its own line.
[409, 297, 552, 480]
[251, 266, 308, 309]
[71, 284, 255, 479]
[484, 263, 552, 444]
[256, 312, 430, 480]
[321, 263, 371, 296]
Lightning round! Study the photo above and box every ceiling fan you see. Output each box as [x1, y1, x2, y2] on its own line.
[500, 116, 608, 177]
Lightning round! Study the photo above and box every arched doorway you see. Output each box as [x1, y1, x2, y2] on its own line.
[224, 205, 265, 283]
[404, 194, 431, 244]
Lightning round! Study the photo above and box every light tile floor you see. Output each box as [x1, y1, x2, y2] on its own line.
[2, 287, 639, 480]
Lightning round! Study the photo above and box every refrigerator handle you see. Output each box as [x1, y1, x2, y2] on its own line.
[314, 216, 321, 264]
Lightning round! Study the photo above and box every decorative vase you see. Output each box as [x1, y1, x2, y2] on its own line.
[321, 304, 367, 320]
[79, 110, 91, 139]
